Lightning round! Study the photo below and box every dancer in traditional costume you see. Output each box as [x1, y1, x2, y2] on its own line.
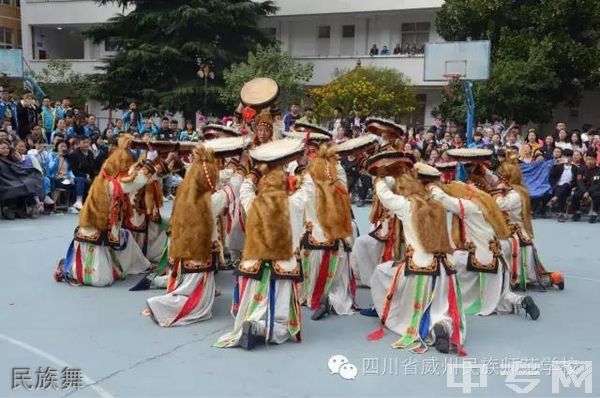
[495, 158, 564, 291]
[367, 155, 466, 355]
[423, 163, 540, 319]
[145, 146, 243, 327]
[215, 138, 308, 350]
[54, 135, 169, 287]
[299, 144, 355, 320]
[349, 118, 407, 288]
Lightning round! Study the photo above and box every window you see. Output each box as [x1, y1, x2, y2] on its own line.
[342, 25, 355, 38]
[401, 22, 430, 52]
[16, 0, 20, 7]
[0, 27, 13, 49]
[0, 0, 11, 5]
[104, 37, 119, 52]
[318, 26, 331, 39]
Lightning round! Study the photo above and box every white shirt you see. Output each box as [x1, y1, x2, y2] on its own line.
[558, 164, 573, 186]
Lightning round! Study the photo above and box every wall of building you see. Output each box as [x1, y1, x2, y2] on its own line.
[271, 0, 443, 16]
[0, 0, 21, 49]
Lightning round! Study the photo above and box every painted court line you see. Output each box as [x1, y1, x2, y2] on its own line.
[0, 333, 114, 398]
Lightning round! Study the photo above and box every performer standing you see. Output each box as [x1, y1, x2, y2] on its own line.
[425, 165, 540, 319]
[54, 135, 168, 287]
[215, 138, 308, 350]
[368, 157, 466, 355]
[145, 146, 242, 326]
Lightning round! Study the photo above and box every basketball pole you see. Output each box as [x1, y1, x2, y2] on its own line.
[464, 80, 475, 146]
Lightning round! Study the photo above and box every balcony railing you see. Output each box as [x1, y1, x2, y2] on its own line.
[294, 54, 439, 86]
[27, 59, 104, 75]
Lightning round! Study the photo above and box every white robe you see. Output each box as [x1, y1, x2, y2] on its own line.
[146, 175, 242, 327]
[430, 186, 522, 316]
[62, 168, 154, 287]
[301, 163, 354, 315]
[215, 176, 307, 347]
[369, 179, 466, 352]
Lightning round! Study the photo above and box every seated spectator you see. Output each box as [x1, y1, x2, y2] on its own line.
[491, 132, 502, 152]
[572, 151, 600, 223]
[0, 138, 45, 219]
[68, 136, 96, 210]
[505, 130, 521, 148]
[571, 130, 587, 153]
[84, 114, 102, 137]
[525, 129, 543, 153]
[369, 44, 379, 56]
[468, 130, 485, 148]
[380, 45, 390, 55]
[549, 148, 577, 222]
[169, 119, 180, 140]
[427, 148, 440, 165]
[541, 135, 555, 160]
[140, 119, 158, 137]
[296, 107, 318, 125]
[48, 141, 77, 211]
[519, 143, 535, 163]
[67, 115, 87, 138]
[51, 119, 68, 143]
[452, 134, 464, 149]
[393, 43, 402, 54]
[156, 117, 173, 141]
[555, 129, 572, 150]
[102, 127, 115, 140]
[113, 119, 124, 135]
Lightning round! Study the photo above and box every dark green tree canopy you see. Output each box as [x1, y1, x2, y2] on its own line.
[435, 0, 600, 125]
[86, 0, 276, 118]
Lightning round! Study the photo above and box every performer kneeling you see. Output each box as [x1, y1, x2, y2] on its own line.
[424, 164, 540, 319]
[145, 147, 242, 327]
[215, 138, 307, 350]
[368, 161, 466, 355]
[54, 135, 168, 287]
[495, 159, 564, 291]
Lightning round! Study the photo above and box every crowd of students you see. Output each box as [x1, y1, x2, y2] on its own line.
[2, 86, 599, 223]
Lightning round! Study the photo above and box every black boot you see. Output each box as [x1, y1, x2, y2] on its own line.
[311, 296, 330, 321]
[240, 321, 259, 351]
[590, 214, 598, 224]
[521, 296, 540, 320]
[129, 271, 153, 291]
[433, 323, 450, 354]
[572, 212, 581, 222]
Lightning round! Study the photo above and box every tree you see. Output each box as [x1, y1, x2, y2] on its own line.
[435, 0, 600, 125]
[28, 60, 92, 108]
[85, 0, 277, 120]
[220, 45, 313, 111]
[308, 66, 416, 120]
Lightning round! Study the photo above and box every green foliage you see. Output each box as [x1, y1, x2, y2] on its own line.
[86, 0, 277, 118]
[309, 66, 416, 119]
[220, 45, 313, 111]
[27, 59, 92, 108]
[435, 0, 600, 124]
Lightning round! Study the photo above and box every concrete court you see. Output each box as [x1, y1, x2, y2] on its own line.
[0, 205, 599, 398]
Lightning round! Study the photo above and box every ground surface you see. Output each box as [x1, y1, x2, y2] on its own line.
[0, 205, 598, 398]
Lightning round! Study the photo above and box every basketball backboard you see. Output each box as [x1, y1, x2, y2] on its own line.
[423, 40, 491, 81]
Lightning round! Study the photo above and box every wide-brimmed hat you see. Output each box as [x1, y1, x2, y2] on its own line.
[414, 162, 441, 181]
[447, 148, 493, 162]
[366, 150, 415, 177]
[203, 124, 226, 140]
[285, 130, 331, 146]
[335, 134, 379, 156]
[293, 121, 333, 138]
[203, 136, 250, 158]
[365, 117, 405, 138]
[250, 138, 305, 166]
[434, 161, 458, 172]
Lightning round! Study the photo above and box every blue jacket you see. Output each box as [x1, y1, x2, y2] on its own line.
[41, 106, 56, 133]
[140, 123, 158, 137]
[122, 111, 144, 132]
[48, 152, 75, 180]
[0, 100, 18, 129]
